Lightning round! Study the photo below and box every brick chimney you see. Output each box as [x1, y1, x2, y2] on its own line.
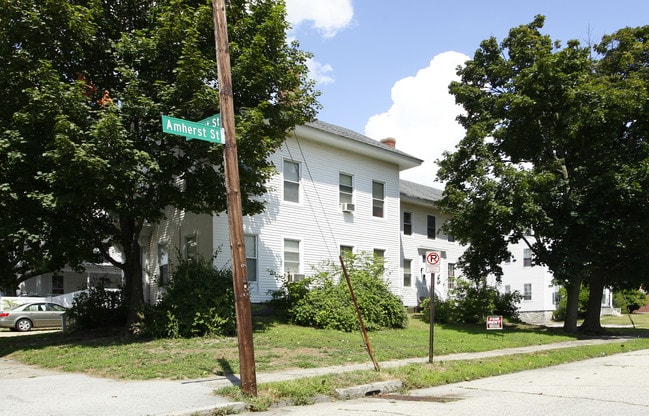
[380, 137, 396, 148]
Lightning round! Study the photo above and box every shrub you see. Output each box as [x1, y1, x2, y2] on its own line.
[142, 255, 236, 338]
[67, 285, 127, 329]
[613, 289, 648, 313]
[420, 280, 521, 324]
[271, 252, 408, 332]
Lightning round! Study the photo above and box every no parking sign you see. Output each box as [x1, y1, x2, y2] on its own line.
[425, 251, 440, 273]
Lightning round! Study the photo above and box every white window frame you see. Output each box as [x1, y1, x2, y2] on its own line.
[403, 259, 412, 287]
[523, 283, 532, 300]
[339, 173, 353, 205]
[283, 238, 301, 276]
[283, 160, 300, 203]
[403, 211, 412, 235]
[372, 180, 385, 218]
[245, 235, 257, 282]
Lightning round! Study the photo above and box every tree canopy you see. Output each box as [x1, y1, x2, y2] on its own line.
[438, 15, 649, 333]
[0, 0, 320, 329]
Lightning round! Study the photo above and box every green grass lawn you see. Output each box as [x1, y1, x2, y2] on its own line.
[1, 313, 647, 381]
[2, 313, 649, 411]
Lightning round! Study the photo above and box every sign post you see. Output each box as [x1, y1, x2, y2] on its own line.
[425, 251, 441, 363]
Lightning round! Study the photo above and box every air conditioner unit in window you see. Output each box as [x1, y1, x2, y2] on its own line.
[289, 273, 305, 282]
[341, 203, 355, 213]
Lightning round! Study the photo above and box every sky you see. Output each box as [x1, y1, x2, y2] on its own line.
[284, 0, 649, 187]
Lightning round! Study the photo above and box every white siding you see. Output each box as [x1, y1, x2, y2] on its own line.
[213, 132, 403, 302]
[399, 201, 465, 307]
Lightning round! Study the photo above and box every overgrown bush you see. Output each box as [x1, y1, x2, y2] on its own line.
[613, 289, 648, 313]
[420, 280, 521, 324]
[67, 285, 127, 329]
[142, 255, 236, 338]
[270, 252, 408, 332]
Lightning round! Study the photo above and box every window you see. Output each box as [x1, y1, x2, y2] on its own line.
[372, 181, 384, 217]
[158, 243, 169, 286]
[373, 249, 385, 261]
[403, 259, 412, 287]
[52, 275, 64, 295]
[340, 245, 354, 257]
[403, 211, 412, 235]
[553, 291, 561, 305]
[448, 263, 455, 290]
[427, 215, 436, 239]
[283, 160, 300, 202]
[284, 239, 301, 275]
[523, 283, 532, 300]
[505, 285, 511, 294]
[447, 234, 455, 243]
[339, 173, 353, 205]
[245, 235, 257, 282]
[523, 248, 532, 267]
[184, 235, 198, 260]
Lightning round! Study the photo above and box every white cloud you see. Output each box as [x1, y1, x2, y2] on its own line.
[285, 0, 354, 38]
[306, 58, 334, 85]
[365, 51, 469, 188]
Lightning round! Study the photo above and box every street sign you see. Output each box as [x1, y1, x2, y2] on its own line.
[161, 114, 224, 144]
[425, 251, 441, 273]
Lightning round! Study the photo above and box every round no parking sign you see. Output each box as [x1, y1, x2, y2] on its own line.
[425, 251, 440, 273]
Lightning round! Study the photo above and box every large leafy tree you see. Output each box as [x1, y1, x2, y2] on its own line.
[0, 0, 319, 329]
[438, 16, 649, 333]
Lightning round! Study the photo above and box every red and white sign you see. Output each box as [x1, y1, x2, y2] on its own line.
[425, 251, 441, 273]
[486, 315, 503, 330]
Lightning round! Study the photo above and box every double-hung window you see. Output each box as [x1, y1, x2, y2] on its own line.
[403, 211, 412, 235]
[283, 160, 300, 203]
[158, 243, 169, 286]
[284, 239, 301, 275]
[523, 249, 532, 267]
[339, 173, 353, 205]
[245, 235, 257, 282]
[523, 283, 532, 300]
[372, 181, 385, 217]
[427, 215, 436, 239]
[403, 259, 412, 287]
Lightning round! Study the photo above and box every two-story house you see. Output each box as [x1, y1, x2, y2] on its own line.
[143, 120, 423, 304]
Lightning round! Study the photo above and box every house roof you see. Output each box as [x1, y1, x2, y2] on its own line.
[400, 179, 444, 206]
[295, 120, 423, 171]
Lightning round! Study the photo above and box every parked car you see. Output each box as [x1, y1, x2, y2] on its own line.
[0, 302, 68, 332]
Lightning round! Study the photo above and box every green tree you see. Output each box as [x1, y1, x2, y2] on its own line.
[0, 0, 319, 329]
[438, 16, 649, 333]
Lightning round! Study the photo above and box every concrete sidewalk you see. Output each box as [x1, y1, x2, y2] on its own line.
[0, 336, 640, 416]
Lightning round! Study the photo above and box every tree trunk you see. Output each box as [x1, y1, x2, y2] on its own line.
[562, 278, 581, 333]
[120, 214, 145, 333]
[580, 271, 605, 333]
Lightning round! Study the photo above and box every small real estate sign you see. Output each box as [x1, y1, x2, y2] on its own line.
[486, 315, 503, 330]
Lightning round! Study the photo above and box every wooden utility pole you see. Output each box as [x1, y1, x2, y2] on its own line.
[212, 0, 257, 396]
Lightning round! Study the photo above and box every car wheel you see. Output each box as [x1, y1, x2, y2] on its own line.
[15, 318, 32, 332]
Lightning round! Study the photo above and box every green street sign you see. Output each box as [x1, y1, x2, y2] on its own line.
[161, 114, 224, 144]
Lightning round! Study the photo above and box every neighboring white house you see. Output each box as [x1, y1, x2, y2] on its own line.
[18, 248, 124, 297]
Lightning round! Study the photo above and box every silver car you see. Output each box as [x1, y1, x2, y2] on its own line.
[0, 302, 68, 332]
